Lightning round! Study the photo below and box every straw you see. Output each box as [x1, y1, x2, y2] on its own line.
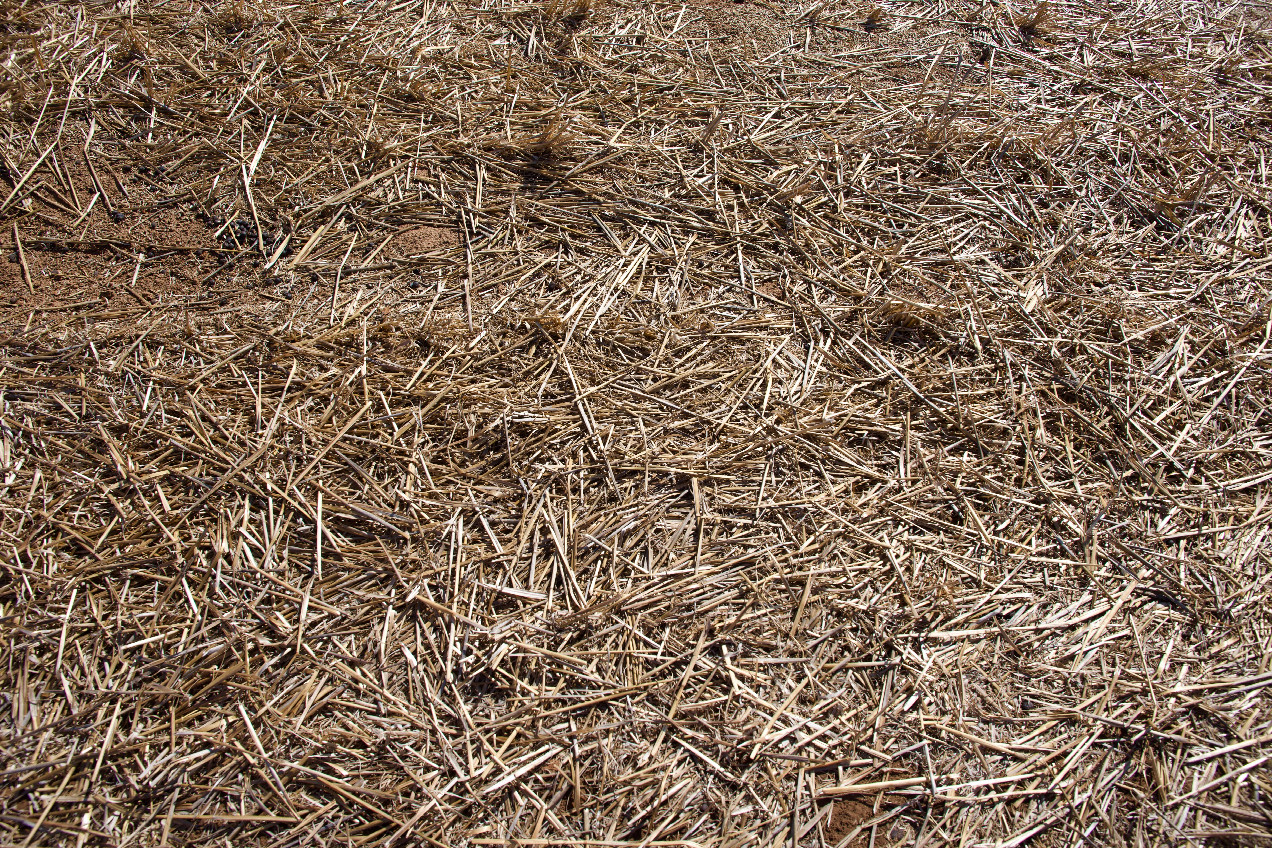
[1, 0, 1270, 845]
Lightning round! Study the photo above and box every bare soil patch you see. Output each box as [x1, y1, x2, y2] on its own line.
[385, 225, 461, 257]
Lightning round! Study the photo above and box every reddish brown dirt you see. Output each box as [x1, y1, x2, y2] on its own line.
[386, 225, 461, 257]
[0, 126, 263, 328]
[0, 129, 228, 319]
[2, 208, 221, 308]
[824, 798, 906, 847]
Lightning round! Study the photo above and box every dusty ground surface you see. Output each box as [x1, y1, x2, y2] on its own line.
[1, 0, 1271, 846]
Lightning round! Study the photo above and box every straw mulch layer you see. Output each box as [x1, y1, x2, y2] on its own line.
[2, 0, 1271, 844]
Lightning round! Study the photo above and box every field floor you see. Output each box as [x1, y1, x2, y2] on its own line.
[1, 0, 1272, 845]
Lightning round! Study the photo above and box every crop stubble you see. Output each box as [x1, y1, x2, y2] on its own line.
[0, 0, 1271, 845]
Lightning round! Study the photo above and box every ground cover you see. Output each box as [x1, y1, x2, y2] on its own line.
[1, 0, 1271, 844]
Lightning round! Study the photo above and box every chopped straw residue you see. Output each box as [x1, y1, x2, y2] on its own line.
[1, 0, 1271, 845]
